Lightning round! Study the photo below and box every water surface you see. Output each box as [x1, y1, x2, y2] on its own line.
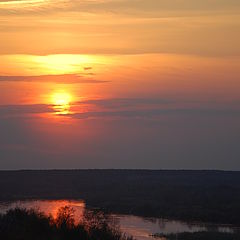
[0, 200, 236, 240]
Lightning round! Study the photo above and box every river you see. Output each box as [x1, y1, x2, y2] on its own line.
[0, 200, 236, 240]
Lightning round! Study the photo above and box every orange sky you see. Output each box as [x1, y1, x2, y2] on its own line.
[0, 0, 240, 169]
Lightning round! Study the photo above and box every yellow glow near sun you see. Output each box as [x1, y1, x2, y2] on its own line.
[33, 54, 102, 75]
[1, 54, 113, 77]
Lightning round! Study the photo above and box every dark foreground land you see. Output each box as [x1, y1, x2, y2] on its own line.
[0, 170, 240, 225]
[0, 207, 132, 240]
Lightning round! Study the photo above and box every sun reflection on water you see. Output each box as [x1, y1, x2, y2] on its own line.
[0, 200, 85, 222]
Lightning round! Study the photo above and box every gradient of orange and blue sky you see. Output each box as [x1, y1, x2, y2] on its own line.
[0, 0, 240, 169]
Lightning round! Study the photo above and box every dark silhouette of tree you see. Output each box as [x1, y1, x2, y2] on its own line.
[56, 206, 75, 229]
[0, 207, 134, 240]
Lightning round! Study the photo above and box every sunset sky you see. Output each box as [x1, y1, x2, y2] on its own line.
[0, 0, 240, 169]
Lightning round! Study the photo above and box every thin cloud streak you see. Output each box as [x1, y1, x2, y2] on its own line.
[0, 104, 53, 116]
[0, 74, 109, 84]
[69, 108, 240, 120]
[77, 98, 175, 108]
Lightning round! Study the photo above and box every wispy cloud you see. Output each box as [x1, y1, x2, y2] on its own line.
[68, 108, 240, 120]
[0, 104, 53, 116]
[1, 0, 239, 15]
[78, 98, 174, 108]
[0, 74, 108, 84]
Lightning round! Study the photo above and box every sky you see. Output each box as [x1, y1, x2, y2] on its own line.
[0, 0, 240, 170]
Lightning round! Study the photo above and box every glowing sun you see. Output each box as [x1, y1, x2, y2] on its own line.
[51, 92, 72, 115]
[52, 92, 71, 106]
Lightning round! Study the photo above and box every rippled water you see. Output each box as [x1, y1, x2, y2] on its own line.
[0, 200, 236, 240]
